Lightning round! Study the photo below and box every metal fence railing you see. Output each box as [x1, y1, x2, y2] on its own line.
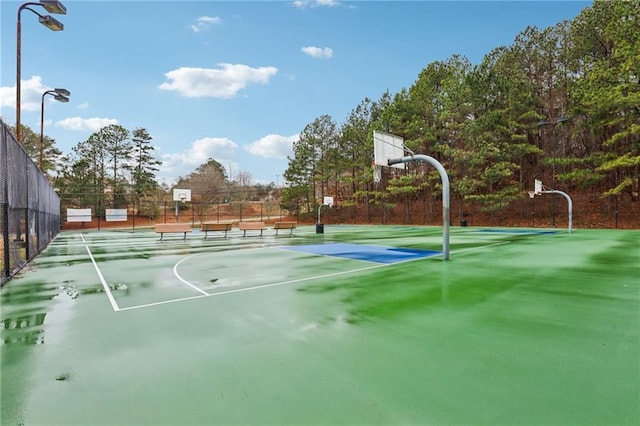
[1, 119, 61, 285]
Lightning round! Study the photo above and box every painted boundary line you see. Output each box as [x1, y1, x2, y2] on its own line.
[81, 234, 120, 312]
[117, 262, 391, 312]
[119, 244, 446, 312]
[85, 238, 519, 314]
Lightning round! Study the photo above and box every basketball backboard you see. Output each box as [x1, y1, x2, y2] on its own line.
[173, 188, 191, 202]
[373, 131, 405, 169]
[534, 179, 543, 195]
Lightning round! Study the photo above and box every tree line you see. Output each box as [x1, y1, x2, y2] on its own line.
[13, 119, 279, 220]
[11, 1, 638, 222]
[282, 0, 639, 219]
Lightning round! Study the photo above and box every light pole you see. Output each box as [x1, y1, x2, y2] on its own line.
[16, 0, 66, 144]
[538, 116, 568, 227]
[40, 88, 69, 171]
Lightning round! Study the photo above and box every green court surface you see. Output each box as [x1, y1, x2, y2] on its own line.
[1, 225, 639, 425]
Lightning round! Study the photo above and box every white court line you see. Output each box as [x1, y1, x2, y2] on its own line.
[82, 234, 120, 312]
[173, 255, 208, 295]
[117, 262, 390, 312]
[116, 240, 511, 313]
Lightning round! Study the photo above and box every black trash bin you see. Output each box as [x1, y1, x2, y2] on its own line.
[316, 223, 324, 234]
[460, 220, 467, 227]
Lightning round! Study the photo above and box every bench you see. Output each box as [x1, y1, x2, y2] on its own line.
[201, 222, 233, 238]
[154, 223, 192, 241]
[274, 221, 297, 235]
[238, 221, 266, 237]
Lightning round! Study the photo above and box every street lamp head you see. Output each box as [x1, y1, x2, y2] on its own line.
[40, 0, 67, 14]
[557, 117, 568, 124]
[38, 14, 64, 31]
[53, 94, 69, 103]
[537, 119, 551, 127]
[54, 88, 70, 97]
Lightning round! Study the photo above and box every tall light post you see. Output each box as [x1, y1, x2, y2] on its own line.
[40, 88, 69, 171]
[538, 116, 568, 227]
[16, 0, 67, 144]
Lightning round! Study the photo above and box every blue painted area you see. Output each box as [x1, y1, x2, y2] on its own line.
[283, 243, 441, 264]
[475, 229, 559, 235]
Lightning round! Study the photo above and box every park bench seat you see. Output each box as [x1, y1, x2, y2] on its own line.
[238, 221, 266, 237]
[154, 223, 192, 241]
[201, 222, 233, 238]
[274, 221, 297, 235]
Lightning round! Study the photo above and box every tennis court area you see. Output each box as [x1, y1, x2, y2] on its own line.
[1, 225, 639, 425]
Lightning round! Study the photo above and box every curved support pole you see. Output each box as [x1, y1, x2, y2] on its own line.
[541, 190, 573, 233]
[317, 204, 323, 224]
[389, 154, 450, 260]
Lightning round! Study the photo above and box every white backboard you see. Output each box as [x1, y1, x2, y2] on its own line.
[173, 188, 191, 202]
[323, 196, 334, 206]
[373, 131, 405, 169]
[534, 179, 543, 195]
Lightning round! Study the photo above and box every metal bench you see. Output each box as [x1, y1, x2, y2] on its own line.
[154, 223, 192, 241]
[274, 221, 297, 235]
[201, 222, 233, 238]
[238, 221, 266, 237]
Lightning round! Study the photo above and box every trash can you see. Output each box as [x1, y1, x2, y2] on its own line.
[316, 223, 324, 234]
[460, 220, 467, 227]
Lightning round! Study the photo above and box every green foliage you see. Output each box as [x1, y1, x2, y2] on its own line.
[130, 128, 161, 197]
[387, 173, 429, 197]
[597, 153, 640, 172]
[465, 186, 522, 213]
[603, 177, 635, 196]
[282, 0, 638, 210]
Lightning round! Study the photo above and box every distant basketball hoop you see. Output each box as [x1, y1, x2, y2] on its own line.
[173, 188, 191, 202]
[529, 179, 573, 233]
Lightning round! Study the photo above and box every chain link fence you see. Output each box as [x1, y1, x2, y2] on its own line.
[1, 119, 61, 285]
[59, 197, 293, 230]
[57, 190, 638, 232]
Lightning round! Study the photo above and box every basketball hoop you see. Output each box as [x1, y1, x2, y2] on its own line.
[528, 191, 536, 199]
[179, 195, 187, 203]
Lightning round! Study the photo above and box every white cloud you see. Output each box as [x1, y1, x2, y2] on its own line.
[0, 76, 49, 112]
[158, 64, 278, 98]
[301, 46, 333, 59]
[291, 0, 341, 9]
[159, 137, 239, 181]
[55, 117, 119, 131]
[245, 134, 297, 159]
[191, 15, 221, 32]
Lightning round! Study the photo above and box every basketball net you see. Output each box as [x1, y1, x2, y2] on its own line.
[373, 165, 382, 184]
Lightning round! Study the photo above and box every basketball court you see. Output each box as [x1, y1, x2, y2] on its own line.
[1, 224, 639, 425]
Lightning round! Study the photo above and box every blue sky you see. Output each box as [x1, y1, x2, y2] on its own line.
[1, 0, 589, 185]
